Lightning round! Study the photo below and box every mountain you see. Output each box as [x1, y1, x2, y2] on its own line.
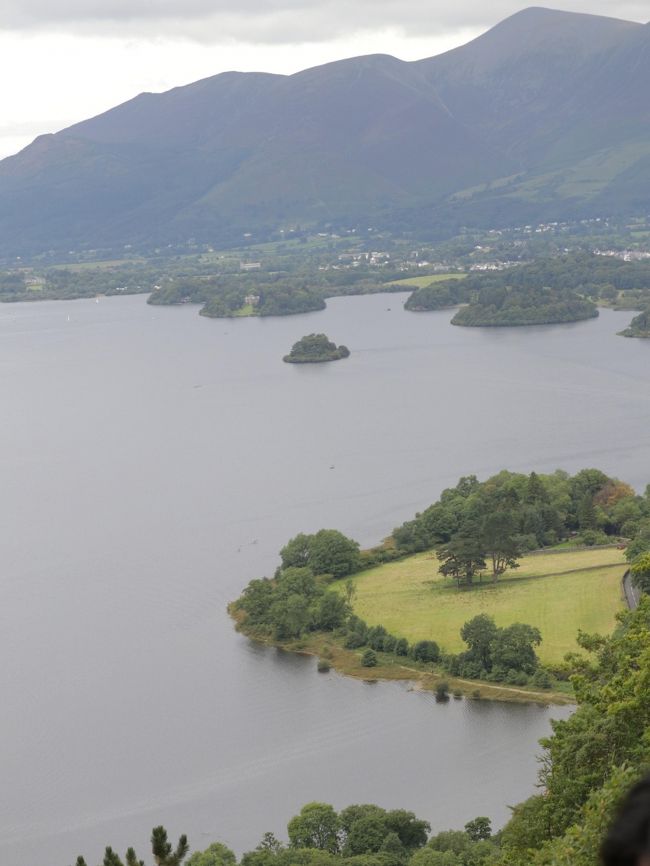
[0, 7, 648, 257]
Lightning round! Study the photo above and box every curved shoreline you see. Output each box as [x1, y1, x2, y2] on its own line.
[230, 607, 574, 707]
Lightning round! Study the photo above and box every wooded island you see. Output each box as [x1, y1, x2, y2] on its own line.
[284, 334, 350, 363]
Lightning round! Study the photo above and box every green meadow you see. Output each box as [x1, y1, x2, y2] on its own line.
[339, 547, 627, 664]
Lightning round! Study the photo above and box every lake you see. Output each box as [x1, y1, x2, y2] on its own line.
[1, 293, 647, 866]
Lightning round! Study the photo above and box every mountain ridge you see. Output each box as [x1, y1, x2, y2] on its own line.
[1, 6, 648, 257]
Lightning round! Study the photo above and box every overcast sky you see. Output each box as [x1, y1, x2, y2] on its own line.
[1, 0, 647, 159]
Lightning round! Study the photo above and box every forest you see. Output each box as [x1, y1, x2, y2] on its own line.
[405, 252, 650, 325]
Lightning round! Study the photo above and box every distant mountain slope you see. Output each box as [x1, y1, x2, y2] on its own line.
[0, 7, 648, 257]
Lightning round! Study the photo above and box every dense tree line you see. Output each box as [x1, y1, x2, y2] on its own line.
[393, 469, 644, 561]
[0, 271, 26, 296]
[405, 252, 650, 323]
[74, 807, 498, 866]
[495, 598, 650, 866]
[148, 260, 403, 318]
[407, 252, 650, 310]
[451, 286, 597, 327]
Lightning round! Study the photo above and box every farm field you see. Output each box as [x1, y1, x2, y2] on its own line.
[340, 547, 627, 663]
[389, 273, 467, 288]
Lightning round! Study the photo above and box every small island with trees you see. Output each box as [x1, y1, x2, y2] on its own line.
[284, 334, 350, 364]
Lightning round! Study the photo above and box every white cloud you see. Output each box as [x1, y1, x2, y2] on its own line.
[1, 1, 647, 41]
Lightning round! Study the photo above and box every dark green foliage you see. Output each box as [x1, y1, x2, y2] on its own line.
[411, 641, 441, 664]
[451, 285, 597, 327]
[0, 271, 26, 297]
[318, 659, 331, 673]
[367, 625, 389, 651]
[498, 600, 650, 865]
[531, 668, 553, 689]
[437, 535, 487, 587]
[315, 593, 350, 631]
[408, 254, 650, 325]
[394, 468, 643, 559]
[238, 566, 349, 640]
[280, 531, 361, 579]
[284, 334, 350, 363]
[490, 623, 541, 677]
[463, 818, 491, 842]
[187, 843, 237, 866]
[288, 803, 341, 852]
[151, 827, 189, 866]
[420, 826, 499, 866]
[435, 682, 450, 702]
[451, 615, 541, 682]
[394, 638, 409, 657]
[460, 615, 498, 672]
[620, 307, 650, 338]
[361, 649, 378, 667]
[78, 827, 186, 866]
[631, 552, 650, 594]
[404, 280, 469, 312]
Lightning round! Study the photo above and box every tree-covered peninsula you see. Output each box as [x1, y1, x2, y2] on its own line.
[619, 307, 650, 338]
[284, 334, 350, 363]
[404, 252, 650, 325]
[231, 467, 650, 700]
[404, 276, 597, 325]
[451, 285, 597, 327]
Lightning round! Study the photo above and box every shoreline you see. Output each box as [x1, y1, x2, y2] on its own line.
[230, 607, 574, 707]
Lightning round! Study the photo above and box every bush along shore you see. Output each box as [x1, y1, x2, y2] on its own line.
[230, 468, 650, 704]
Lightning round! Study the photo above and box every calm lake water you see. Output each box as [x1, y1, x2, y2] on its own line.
[1, 293, 648, 866]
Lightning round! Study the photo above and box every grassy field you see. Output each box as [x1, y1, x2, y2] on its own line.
[339, 548, 627, 664]
[389, 273, 467, 288]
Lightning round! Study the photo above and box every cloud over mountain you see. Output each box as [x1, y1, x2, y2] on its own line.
[3, 0, 648, 42]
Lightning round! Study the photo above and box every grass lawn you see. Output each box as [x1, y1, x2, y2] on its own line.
[389, 273, 467, 288]
[339, 547, 627, 664]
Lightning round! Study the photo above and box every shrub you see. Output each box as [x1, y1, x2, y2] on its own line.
[317, 659, 331, 673]
[505, 669, 529, 686]
[412, 640, 441, 663]
[435, 681, 450, 701]
[362, 649, 378, 668]
[578, 529, 609, 546]
[395, 638, 409, 656]
[345, 632, 366, 649]
[531, 667, 553, 689]
[453, 690, 463, 699]
[383, 634, 397, 654]
[367, 625, 389, 651]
